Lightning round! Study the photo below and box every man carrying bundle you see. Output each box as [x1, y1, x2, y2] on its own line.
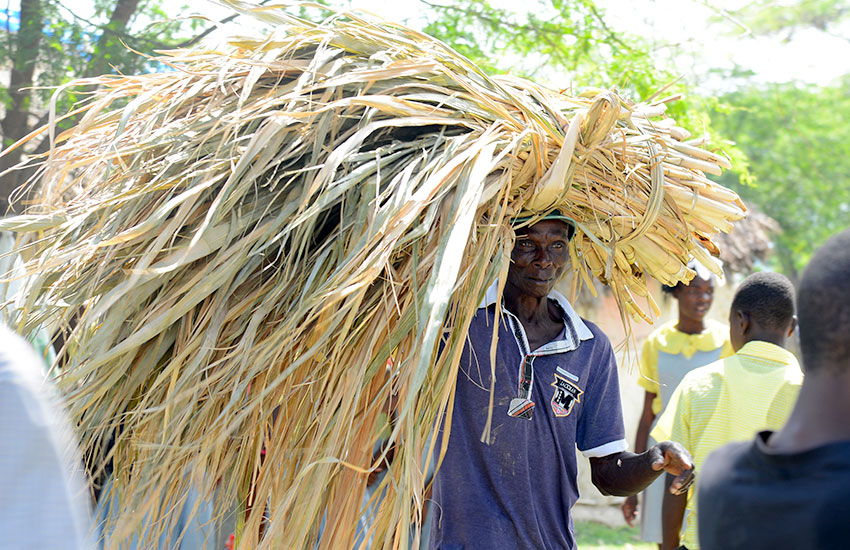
[428, 213, 695, 550]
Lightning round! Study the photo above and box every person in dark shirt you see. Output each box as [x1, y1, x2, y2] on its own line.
[429, 214, 695, 550]
[697, 228, 850, 550]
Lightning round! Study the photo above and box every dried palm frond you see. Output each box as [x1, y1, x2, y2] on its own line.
[0, 1, 745, 548]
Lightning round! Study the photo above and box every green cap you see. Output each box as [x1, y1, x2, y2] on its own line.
[511, 209, 575, 227]
[511, 209, 576, 240]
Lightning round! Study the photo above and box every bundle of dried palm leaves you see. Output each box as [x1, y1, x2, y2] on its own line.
[0, 1, 745, 548]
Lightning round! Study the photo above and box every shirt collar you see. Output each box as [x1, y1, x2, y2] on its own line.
[478, 280, 594, 342]
[736, 340, 798, 366]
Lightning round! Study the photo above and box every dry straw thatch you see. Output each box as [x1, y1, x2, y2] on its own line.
[0, 1, 745, 548]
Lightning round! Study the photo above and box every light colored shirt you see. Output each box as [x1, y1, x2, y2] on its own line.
[638, 319, 734, 415]
[651, 340, 803, 549]
[0, 325, 94, 549]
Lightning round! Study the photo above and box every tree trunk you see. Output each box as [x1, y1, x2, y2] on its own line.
[0, 0, 144, 214]
[0, 0, 43, 214]
[84, 0, 141, 78]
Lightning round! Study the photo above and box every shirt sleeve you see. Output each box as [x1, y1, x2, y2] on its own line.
[637, 335, 662, 414]
[577, 335, 628, 457]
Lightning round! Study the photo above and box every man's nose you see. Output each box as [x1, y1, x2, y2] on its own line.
[533, 248, 553, 266]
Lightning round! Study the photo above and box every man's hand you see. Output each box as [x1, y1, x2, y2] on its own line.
[648, 440, 694, 495]
[621, 494, 638, 526]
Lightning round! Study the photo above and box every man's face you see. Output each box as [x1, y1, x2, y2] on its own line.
[506, 220, 572, 299]
[673, 276, 714, 324]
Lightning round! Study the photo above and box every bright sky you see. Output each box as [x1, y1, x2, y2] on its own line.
[34, 0, 850, 90]
[600, 0, 850, 90]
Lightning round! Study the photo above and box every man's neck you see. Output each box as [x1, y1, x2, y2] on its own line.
[503, 290, 563, 351]
[504, 292, 550, 323]
[768, 370, 850, 453]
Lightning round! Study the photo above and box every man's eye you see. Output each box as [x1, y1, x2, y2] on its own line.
[551, 241, 566, 249]
[518, 240, 534, 248]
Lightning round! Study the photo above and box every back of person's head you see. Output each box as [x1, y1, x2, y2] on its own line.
[730, 271, 796, 331]
[797, 228, 850, 374]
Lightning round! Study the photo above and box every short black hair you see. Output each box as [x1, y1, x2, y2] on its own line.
[797, 229, 850, 373]
[730, 271, 795, 331]
[661, 281, 680, 294]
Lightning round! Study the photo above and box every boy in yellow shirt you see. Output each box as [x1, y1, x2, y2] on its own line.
[623, 262, 733, 548]
[651, 272, 801, 550]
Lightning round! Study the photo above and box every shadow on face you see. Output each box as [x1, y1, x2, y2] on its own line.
[506, 220, 573, 299]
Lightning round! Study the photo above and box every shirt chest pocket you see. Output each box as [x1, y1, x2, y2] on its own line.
[549, 370, 584, 417]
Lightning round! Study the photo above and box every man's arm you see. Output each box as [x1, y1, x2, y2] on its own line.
[621, 390, 657, 525]
[589, 440, 694, 497]
[661, 473, 687, 550]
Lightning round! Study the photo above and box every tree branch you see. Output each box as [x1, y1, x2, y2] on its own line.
[585, 2, 631, 50]
[54, 0, 174, 51]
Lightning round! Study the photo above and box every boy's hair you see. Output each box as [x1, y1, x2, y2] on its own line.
[797, 229, 850, 373]
[730, 271, 795, 331]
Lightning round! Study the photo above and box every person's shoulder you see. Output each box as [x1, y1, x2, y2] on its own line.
[578, 318, 613, 349]
[701, 439, 755, 491]
[467, 302, 498, 328]
[0, 325, 49, 386]
[646, 319, 678, 341]
[678, 356, 727, 393]
[705, 439, 752, 469]
[579, 317, 604, 336]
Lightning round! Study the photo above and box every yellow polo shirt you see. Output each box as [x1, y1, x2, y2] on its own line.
[650, 341, 803, 549]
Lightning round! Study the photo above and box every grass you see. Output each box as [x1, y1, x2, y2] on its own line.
[574, 521, 657, 550]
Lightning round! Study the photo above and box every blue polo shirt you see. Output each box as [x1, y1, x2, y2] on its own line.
[429, 284, 627, 550]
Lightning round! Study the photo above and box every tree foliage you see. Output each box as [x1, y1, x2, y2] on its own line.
[710, 76, 850, 277]
[419, 1, 744, 155]
[420, 0, 679, 97]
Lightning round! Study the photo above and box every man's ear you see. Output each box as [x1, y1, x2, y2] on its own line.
[736, 309, 750, 335]
[787, 315, 798, 338]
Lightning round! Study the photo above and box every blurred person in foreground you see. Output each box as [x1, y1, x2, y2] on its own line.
[428, 212, 694, 550]
[0, 324, 94, 549]
[698, 228, 850, 549]
[651, 271, 801, 550]
[622, 261, 733, 548]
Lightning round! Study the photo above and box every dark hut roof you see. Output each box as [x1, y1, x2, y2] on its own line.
[716, 209, 780, 274]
